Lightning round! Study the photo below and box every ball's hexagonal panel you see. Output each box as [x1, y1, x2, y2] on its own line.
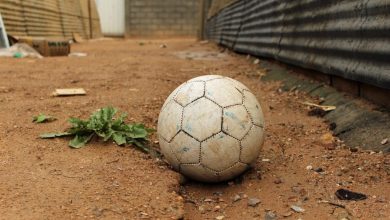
[205, 78, 243, 107]
[170, 132, 201, 164]
[201, 133, 240, 172]
[227, 78, 250, 92]
[240, 125, 264, 164]
[157, 100, 183, 141]
[243, 90, 264, 126]
[218, 162, 248, 181]
[180, 163, 219, 182]
[223, 105, 252, 140]
[188, 75, 224, 82]
[159, 137, 180, 170]
[182, 98, 222, 141]
[174, 81, 205, 106]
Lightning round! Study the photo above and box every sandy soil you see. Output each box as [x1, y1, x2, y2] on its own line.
[0, 39, 388, 220]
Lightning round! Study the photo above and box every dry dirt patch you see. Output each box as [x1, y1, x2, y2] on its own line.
[0, 39, 388, 220]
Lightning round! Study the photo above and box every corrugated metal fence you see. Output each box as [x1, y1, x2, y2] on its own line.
[0, 0, 101, 39]
[206, 0, 390, 89]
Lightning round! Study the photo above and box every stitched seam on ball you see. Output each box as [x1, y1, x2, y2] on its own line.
[204, 96, 223, 108]
[180, 162, 201, 166]
[243, 103, 255, 126]
[183, 96, 203, 108]
[240, 125, 251, 143]
[174, 99, 185, 107]
[239, 124, 253, 142]
[181, 129, 201, 142]
[202, 81, 206, 96]
[223, 131, 241, 141]
[220, 108, 224, 133]
[223, 103, 242, 109]
[238, 124, 253, 163]
[204, 76, 224, 82]
[216, 161, 239, 174]
[253, 123, 264, 129]
[159, 134, 170, 143]
[179, 81, 206, 107]
[238, 139, 244, 163]
[162, 83, 186, 111]
[202, 164, 220, 174]
[201, 131, 222, 143]
[180, 107, 184, 130]
[198, 143, 202, 164]
[235, 87, 243, 96]
[167, 143, 181, 170]
[168, 130, 182, 143]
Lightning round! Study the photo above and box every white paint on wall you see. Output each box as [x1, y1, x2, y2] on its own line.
[95, 0, 125, 37]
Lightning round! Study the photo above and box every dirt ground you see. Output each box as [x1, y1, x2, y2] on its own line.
[0, 39, 388, 220]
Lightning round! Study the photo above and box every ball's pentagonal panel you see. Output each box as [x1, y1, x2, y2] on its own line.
[159, 137, 180, 170]
[201, 133, 240, 172]
[188, 75, 223, 82]
[240, 125, 264, 164]
[218, 162, 248, 181]
[243, 90, 264, 127]
[223, 105, 252, 140]
[182, 98, 222, 141]
[175, 81, 204, 106]
[180, 164, 219, 182]
[205, 79, 243, 107]
[227, 78, 250, 92]
[157, 100, 183, 141]
[170, 132, 201, 164]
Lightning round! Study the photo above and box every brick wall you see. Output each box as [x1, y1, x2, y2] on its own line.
[125, 0, 200, 37]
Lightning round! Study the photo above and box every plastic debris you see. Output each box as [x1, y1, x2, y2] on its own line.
[0, 43, 43, 58]
[302, 101, 336, 112]
[335, 189, 367, 201]
[68, 52, 87, 57]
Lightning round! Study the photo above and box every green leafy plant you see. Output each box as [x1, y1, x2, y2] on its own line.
[40, 107, 154, 152]
[33, 114, 56, 123]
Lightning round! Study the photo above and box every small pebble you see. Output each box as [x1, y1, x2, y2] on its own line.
[282, 211, 293, 217]
[198, 205, 206, 214]
[274, 178, 283, 184]
[233, 194, 241, 202]
[290, 205, 305, 213]
[215, 216, 225, 220]
[306, 165, 313, 170]
[213, 191, 223, 196]
[248, 198, 261, 207]
[265, 211, 277, 220]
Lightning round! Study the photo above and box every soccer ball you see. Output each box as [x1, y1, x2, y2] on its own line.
[157, 75, 264, 182]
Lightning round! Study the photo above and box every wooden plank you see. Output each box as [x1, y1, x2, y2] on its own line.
[53, 88, 86, 96]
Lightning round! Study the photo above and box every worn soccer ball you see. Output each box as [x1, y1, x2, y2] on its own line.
[157, 75, 264, 182]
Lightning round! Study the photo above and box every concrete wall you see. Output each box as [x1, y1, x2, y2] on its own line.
[125, 0, 200, 37]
